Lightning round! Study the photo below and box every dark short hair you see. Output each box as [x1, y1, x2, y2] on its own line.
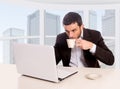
[63, 12, 83, 26]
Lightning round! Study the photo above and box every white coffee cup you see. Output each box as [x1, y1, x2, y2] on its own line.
[66, 39, 76, 48]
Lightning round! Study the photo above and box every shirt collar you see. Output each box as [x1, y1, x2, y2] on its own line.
[79, 29, 83, 39]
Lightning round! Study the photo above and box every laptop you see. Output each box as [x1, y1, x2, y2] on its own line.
[13, 43, 78, 83]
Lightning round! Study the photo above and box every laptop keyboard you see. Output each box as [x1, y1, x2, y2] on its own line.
[57, 67, 78, 79]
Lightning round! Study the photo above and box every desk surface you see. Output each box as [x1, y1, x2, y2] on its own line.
[0, 64, 120, 89]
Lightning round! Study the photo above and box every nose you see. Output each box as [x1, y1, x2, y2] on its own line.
[69, 32, 74, 38]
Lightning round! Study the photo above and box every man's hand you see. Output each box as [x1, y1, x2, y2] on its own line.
[75, 38, 93, 50]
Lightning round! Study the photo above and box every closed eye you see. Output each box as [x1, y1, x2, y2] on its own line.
[71, 29, 77, 32]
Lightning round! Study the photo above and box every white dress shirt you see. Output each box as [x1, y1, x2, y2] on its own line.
[69, 30, 96, 67]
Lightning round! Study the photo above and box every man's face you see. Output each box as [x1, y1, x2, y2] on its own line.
[64, 22, 82, 39]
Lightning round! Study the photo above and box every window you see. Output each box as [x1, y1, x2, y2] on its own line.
[0, 3, 40, 63]
[0, 1, 120, 68]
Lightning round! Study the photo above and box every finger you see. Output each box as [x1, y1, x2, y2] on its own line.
[76, 41, 82, 47]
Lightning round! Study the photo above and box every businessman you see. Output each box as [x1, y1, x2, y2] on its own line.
[54, 12, 114, 68]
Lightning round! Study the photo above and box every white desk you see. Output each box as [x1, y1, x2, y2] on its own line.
[0, 64, 120, 89]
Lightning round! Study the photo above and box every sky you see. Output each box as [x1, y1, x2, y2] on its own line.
[0, 2, 37, 36]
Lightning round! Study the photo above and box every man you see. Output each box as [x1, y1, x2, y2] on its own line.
[54, 12, 114, 68]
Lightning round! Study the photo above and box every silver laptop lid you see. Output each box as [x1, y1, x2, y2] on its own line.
[13, 43, 59, 82]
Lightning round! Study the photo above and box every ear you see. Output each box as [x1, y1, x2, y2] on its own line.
[80, 24, 84, 29]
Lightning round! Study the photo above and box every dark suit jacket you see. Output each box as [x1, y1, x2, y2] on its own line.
[54, 28, 114, 68]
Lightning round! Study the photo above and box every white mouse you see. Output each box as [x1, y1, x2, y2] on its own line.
[85, 73, 101, 80]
